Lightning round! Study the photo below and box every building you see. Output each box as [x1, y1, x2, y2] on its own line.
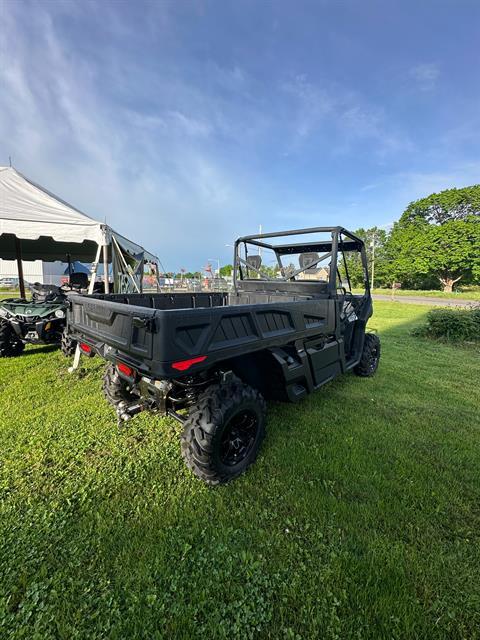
[0, 259, 66, 286]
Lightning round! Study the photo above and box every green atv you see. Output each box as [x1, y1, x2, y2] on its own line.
[0, 282, 77, 357]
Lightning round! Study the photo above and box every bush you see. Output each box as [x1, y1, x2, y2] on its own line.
[413, 307, 480, 342]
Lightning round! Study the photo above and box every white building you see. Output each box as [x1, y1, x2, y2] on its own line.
[0, 259, 66, 286]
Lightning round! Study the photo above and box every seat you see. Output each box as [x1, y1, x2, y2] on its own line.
[246, 255, 262, 271]
[69, 272, 89, 290]
[245, 255, 262, 277]
[299, 252, 320, 273]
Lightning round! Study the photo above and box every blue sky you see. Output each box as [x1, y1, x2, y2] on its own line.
[1, 0, 479, 271]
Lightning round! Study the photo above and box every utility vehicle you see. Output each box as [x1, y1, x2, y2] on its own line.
[67, 226, 380, 485]
[0, 274, 90, 357]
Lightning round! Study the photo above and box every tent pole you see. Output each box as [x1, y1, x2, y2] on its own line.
[69, 244, 102, 373]
[88, 243, 102, 295]
[15, 237, 26, 299]
[112, 236, 141, 293]
[103, 245, 110, 294]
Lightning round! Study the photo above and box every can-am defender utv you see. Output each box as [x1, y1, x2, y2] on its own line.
[0, 272, 90, 357]
[67, 226, 380, 485]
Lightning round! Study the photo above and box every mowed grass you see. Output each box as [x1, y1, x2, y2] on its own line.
[1, 302, 479, 640]
[354, 287, 480, 301]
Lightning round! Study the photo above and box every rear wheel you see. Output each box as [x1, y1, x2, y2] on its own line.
[181, 380, 267, 486]
[60, 327, 77, 357]
[0, 321, 25, 357]
[102, 363, 137, 407]
[354, 333, 380, 377]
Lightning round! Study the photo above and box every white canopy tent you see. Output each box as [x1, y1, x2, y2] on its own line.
[0, 166, 159, 297]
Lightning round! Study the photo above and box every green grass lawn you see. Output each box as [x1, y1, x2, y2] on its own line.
[354, 287, 480, 301]
[1, 302, 479, 639]
[0, 291, 30, 301]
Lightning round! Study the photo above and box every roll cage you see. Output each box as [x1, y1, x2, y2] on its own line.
[233, 226, 370, 295]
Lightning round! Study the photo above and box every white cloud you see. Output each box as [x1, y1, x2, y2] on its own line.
[281, 74, 334, 140]
[0, 1, 257, 270]
[409, 63, 440, 91]
[281, 74, 413, 157]
[393, 164, 480, 200]
[360, 182, 381, 192]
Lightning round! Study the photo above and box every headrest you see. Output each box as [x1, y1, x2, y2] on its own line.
[70, 272, 89, 289]
[246, 255, 262, 271]
[299, 252, 320, 273]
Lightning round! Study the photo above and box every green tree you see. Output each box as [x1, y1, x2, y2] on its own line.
[341, 227, 390, 288]
[388, 185, 480, 292]
[260, 264, 280, 278]
[401, 185, 480, 224]
[219, 264, 233, 277]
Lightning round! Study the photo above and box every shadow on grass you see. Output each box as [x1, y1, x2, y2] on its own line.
[21, 344, 60, 356]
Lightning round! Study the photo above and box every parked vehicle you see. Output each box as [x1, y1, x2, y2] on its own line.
[0, 277, 21, 289]
[67, 226, 380, 485]
[0, 274, 90, 357]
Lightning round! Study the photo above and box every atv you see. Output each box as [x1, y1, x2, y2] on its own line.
[68, 225, 381, 485]
[0, 281, 79, 358]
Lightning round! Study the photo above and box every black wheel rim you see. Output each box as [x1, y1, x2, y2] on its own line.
[368, 346, 379, 372]
[220, 410, 259, 466]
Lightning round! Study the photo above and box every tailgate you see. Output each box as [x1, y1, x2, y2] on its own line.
[69, 295, 156, 359]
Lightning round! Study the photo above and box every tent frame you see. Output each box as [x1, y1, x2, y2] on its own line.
[10, 231, 154, 374]
[111, 235, 141, 293]
[12, 232, 153, 298]
[15, 237, 26, 299]
[1, 165, 161, 370]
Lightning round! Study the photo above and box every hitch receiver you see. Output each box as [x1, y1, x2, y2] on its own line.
[116, 399, 149, 426]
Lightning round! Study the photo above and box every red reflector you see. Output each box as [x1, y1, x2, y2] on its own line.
[171, 355, 207, 371]
[117, 362, 135, 378]
[79, 342, 92, 354]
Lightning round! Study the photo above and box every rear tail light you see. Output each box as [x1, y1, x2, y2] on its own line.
[117, 362, 136, 379]
[79, 342, 92, 355]
[171, 355, 207, 371]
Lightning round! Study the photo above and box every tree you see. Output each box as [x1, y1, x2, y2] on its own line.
[261, 265, 280, 278]
[341, 227, 390, 289]
[401, 185, 480, 225]
[388, 185, 480, 292]
[220, 264, 233, 277]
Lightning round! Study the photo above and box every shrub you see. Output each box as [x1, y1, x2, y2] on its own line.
[412, 307, 480, 342]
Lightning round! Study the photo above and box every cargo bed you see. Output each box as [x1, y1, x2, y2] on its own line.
[68, 289, 338, 379]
